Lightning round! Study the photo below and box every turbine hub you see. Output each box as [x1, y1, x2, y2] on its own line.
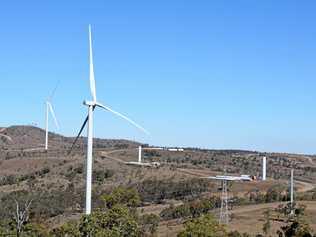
[83, 100, 96, 106]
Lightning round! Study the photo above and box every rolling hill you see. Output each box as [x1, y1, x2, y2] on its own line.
[0, 125, 315, 236]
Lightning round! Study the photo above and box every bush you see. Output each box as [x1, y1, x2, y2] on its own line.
[139, 214, 160, 235]
[228, 231, 251, 237]
[160, 197, 220, 220]
[136, 178, 210, 203]
[101, 187, 141, 209]
[53, 205, 140, 237]
[178, 214, 227, 237]
[93, 169, 114, 184]
[265, 184, 287, 203]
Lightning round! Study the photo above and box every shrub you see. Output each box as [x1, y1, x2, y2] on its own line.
[178, 214, 227, 237]
[136, 178, 210, 203]
[93, 169, 114, 184]
[160, 197, 220, 220]
[101, 187, 141, 209]
[139, 214, 160, 235]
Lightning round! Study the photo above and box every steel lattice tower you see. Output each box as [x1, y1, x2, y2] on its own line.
[219, 179, 229, 224]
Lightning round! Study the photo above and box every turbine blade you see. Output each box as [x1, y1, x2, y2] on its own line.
[89, 25, 97, 102]
[96, 103, 149, 135]
[48, 102, 59, 129]
[48, 80, 60, 101]
[68, 113, 89, 154]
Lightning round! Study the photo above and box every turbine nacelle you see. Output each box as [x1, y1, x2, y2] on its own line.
[83, 100, 97, 107]
[83, 100, 105, 109]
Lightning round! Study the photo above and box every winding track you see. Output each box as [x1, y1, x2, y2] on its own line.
[99, 148, 316, 193]
[0, 128, 13, 142]
[99, 148, 137, 163]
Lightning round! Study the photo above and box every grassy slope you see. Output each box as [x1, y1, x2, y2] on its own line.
[0, 125, 316, 236]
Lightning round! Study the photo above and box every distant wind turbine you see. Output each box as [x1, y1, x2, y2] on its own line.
[70, 25, 149, 215]
[290, 169, 294, 215]
[125, 146, 160, 167]
[45, 83, 60, 150]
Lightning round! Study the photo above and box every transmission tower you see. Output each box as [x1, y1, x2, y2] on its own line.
[219, 179, 229, 224]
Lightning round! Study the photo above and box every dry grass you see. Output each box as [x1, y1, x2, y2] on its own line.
[155, 201, 316, 237]
[0, 126, 315, 236]
[228, 201, 316, 236]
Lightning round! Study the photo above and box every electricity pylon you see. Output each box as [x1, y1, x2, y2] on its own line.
[219, 179, 229, 224]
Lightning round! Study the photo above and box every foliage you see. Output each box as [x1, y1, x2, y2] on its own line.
[0, 190, 34, 220]
[228, 231, 251, 237]
[0, 187, 83, 222]
[160, 197, 220, 220]
[54, 205, 140, 237]
[0, 167, 50, 186]
[53, 187, 144, 237]
[51, 221, 80, 237]
[101, 187, 141, 209]
[0, 219, 49, 237]
[277, 220, 314, 237]
[275, 203, 306, 219]
[265, 185, 287, 203]
[93, 169, 114, 184]
[22, 223, 51, 237]
[136, 178, 210, 203]
[139, 214, 160, 236]
[275, 203, 315, 237]
[262, 209, 271, 237]
[177, 214, 227, 237]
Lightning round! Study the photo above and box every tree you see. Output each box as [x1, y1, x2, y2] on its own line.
[52, 187, 144, 237]
[12, 198, 33, 237]
[139, 213, 160, 236]
[53, 205, 140, 237]
[276, 203, 314, 237]
[265, 185, 285, 203]
[178, 214, 227, 237]
[276, 203, 307, 220]
[51, 221, 80, 237]
[0, 190, 36, 237]
[0, 219, 15, 237]
[22, 223, 50, 237]
[101, 187, 141, 209]
[79, 205, 140, 237]
[262, 209, 271, 237]
[160, 197, 220, 221]
[277, 220, 314, 237]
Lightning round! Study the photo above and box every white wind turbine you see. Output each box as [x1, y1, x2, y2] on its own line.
[125, 146, 160, 167]
[70, 25, 149, 215]
[45, 84, 59, 150]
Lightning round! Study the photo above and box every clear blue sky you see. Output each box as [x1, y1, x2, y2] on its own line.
[1, 1, 316, 154]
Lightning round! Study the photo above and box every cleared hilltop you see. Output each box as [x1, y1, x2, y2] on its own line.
[0, 125, 315, 236]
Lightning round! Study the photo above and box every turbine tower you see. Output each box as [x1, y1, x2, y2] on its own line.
[70, 25, 148, 215]
[262, 156, 267, 181]
[45, 85, 59, 150]
[138, 146, 142, 163]
[290, 169, 294, 215]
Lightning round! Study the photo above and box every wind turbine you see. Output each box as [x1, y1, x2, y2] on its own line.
[70, 25, 149, 215]
[290, 169, 294, 215]
[138, 145, 142, 163]
[125, 146, 160, 167]
[45, 84, 59, 150]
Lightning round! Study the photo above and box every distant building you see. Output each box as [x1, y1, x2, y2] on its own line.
[167, 148, 184, 152]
